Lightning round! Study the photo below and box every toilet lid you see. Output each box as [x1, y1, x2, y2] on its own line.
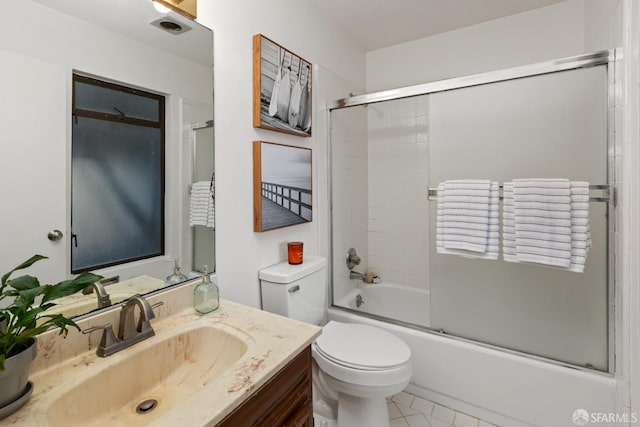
[315, 321, 411, 370]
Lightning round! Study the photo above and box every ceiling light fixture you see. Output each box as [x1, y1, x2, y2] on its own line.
[152, 0, 171, 14]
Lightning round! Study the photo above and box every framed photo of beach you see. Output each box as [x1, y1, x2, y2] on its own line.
[253, 141, 312, 232]
[253, 34, 312, 137]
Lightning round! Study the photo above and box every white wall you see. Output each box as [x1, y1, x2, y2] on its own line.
[196, 1, 366, 307]
[367, 0, 586, 92]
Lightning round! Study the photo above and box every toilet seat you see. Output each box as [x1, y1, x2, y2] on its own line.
[315, 321, 411, 370]
[312, 321, 412, 388]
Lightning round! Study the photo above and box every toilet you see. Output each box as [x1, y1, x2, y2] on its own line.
[259, 255, 412, 427]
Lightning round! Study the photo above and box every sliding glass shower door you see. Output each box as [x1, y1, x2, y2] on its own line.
[329, 53, 613, 372]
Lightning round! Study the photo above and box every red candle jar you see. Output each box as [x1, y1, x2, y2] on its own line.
[287, 242, 304, 265]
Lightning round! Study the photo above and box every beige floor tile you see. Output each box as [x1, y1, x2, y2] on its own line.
[397, 403, 421, 417]
[426, 414, 453, 427]
[411, 396, 435, 416]
[432, 404, 456, 424]
[392, 391, 416, 408]
[454, 411, 479, 427]
[388, 402, 403, 419]
[405, 413, 430, 427]
[391, 417, 411, 427]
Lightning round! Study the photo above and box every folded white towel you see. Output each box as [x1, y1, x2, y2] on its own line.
[569, 181, 591, 273]
[513, 223, 570, 235]
[444, 181, 492, 190]
[439, 214, 498, 222]
[502, 182, 517, 262]
[513, 194, 571, 203]
[571, 202, 590, 210]
[511, 178, 573, 189]
[515, 230, 572, 242]
[502, 179, 592, 272]
[514, 201, 573, 212]
[512, 179, 572, 268]
[190, 181, 215, 228]
[517, 253, 573, 268]
[437, 180, 499, 260]
[515, 213, 573, 225]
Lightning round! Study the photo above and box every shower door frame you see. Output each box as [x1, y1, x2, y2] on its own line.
[190, 121, 215, 274]
[328, 48, 619, 374]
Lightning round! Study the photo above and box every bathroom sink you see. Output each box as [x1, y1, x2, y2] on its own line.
[46, 323, 248, 426]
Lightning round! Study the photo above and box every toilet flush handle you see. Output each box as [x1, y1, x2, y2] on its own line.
[288, 285, 300, 293]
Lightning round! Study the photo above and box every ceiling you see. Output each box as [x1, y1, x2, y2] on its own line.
[33, 0, 212, 66]
[309, 0, 565, 51]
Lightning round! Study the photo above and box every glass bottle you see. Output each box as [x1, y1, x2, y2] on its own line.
[194, 265, 219, 314]
[165, 258, 188, 285]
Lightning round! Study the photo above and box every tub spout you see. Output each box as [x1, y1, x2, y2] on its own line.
[349, 271, 366, 281]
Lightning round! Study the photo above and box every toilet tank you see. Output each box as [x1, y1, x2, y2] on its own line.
[259, 255, 327, 325]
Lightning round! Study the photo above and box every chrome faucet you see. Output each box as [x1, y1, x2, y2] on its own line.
[82, 294, 163, 357]
[83, 276, 119, 308]
[349, 271, 366, 281]
[91, 282, 112, 309]
[346, 248, 361, 270]
[118, 295, 158, 341]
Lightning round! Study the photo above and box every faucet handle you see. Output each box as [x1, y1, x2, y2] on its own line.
[138, 301, 164, 333]
[82, 323, 119, 357]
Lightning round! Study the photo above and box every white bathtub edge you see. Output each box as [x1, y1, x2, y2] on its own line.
[328, 306, 617, 427]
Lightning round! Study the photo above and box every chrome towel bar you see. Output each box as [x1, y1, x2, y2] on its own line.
[427, 184, 610, 203]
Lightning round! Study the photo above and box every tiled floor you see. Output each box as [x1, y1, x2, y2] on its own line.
[388, 391, 498, 427]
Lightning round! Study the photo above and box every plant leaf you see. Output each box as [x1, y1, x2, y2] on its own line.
[1, 255, 47, 285]
[16, 286, 48, 307]
[41, 272, 103, 303]
[6, 275, 40, 291]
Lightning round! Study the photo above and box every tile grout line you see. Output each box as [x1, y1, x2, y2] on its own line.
[389, 391, 498, 427]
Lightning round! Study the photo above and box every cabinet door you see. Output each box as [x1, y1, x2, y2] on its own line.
[218, 346, 312, 427]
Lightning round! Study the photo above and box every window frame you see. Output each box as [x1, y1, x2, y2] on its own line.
[71, 74, 166, 273]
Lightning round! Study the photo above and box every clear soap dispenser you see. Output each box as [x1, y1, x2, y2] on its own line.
[165, 258, 188, 285]
[194, 266, 219, 314]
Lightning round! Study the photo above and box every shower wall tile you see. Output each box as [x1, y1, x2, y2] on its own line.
[331, 105, 369, 303]
[367, 96, 430, 292]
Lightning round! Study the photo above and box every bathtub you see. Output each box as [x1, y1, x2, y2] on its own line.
[329, 285, 617, 426]
[338, 283, 430, 327]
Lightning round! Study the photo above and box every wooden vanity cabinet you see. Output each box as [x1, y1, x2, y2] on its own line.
[218, 346, 313, 427]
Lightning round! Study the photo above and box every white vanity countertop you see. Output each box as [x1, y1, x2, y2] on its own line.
[3, 281, 321, 426]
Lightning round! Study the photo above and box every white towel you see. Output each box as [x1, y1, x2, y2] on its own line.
[503, 179, 592, 273]
[568, 181, 592, 273]
[502, 182, 517, 262]
[190, 181, 215, 228]
[437, 180, 499, 260]
[513, 179, 572, 268]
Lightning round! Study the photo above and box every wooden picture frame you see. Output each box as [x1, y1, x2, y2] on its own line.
[153, 0, 197, 20]
[253, 34, 312, 137]
[253, 141, 312, 232]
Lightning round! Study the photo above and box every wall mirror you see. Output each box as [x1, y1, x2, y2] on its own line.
[0, 0, 214, 318]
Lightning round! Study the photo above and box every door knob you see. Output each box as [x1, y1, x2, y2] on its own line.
[47, 230, 63, 241]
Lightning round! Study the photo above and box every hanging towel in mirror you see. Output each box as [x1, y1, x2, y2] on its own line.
[190, 181, 215, 228]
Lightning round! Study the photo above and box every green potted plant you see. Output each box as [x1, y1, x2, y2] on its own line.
[0, 255, 102, 415]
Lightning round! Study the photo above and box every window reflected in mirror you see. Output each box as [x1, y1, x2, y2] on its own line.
[71, 74, 165, 273]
